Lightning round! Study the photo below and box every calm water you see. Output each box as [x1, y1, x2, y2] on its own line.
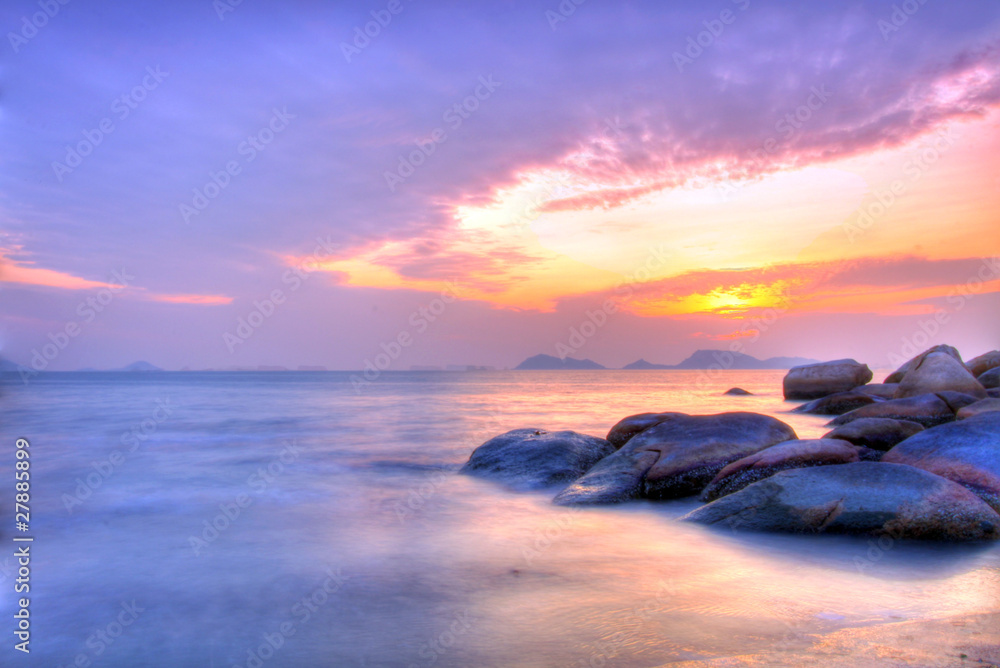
[0, 370, 997, 667]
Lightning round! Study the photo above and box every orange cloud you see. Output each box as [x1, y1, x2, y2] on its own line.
[623, 256, 1000, 319]
[0, 260, 117, 291]
[0, 252, 232, 306]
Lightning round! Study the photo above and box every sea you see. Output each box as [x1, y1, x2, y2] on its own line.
[0, 370, 997, 667]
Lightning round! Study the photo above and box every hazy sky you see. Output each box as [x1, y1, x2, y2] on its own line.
[2, 0, 999, 371]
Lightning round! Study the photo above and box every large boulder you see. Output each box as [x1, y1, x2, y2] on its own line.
[856, 383, 899, 400]
[823, 417, 924, 451]
[682, 462, 1000, 541]
[791, 390, 877, 416]
[783, 359, 873, 400]
[894, 352, 987, 400]
[460, 429, 613, 489]
[700, 439, 859, 501]
[884, 344, 964, 383]
[828, 392, 977, 428]
[883, 412, 1000, 512]
[958, 398, 1000, 420]
[553, 412, 797, 505]
[967, 350, 1000, 378]
[979, 367, 1000, 389]
[605, 412, 682, 449]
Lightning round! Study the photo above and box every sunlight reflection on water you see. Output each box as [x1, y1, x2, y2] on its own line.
[0, 370, 996, 666]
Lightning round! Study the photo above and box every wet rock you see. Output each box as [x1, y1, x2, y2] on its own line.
[957, 398, 1000, 420]
[554, 412, 797, 505]
[856, 383, 899, 400]
[682, 462, 1000, 541]
[791, 391, 877, 416]
[855, 447, 884, 462]
[605, 412, 683, 449]
[967, 350, 1000, 378]
[937, 391, 984, 413]
[828, 393, 971, 428]
[883, 412, 1000, 513]
[979, 367, 1000, 390]
[895, 352, 986, 400]
[461, 428, 614, 489]
[700, 439, 859, 501]
[884, 344, 964, 384]
[783, 359, 873, 400]
[724, 387, 753, 396]
[823, 417, 925, 451]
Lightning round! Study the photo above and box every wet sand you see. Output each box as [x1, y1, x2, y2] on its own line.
[667, 611, 1000, 667]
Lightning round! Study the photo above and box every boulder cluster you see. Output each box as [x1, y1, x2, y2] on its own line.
[461, 345, 1000, 541]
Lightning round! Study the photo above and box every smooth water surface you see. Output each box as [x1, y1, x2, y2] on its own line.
[0, 370, 997, 667]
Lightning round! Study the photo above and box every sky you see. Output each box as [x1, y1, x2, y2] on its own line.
[1, 0, 999, 371]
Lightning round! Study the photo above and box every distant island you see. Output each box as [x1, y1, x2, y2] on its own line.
[623, 350, 820, 370]
[515, 354, 606, 370]
[514, 350, 820, 370]
[115, 361, 165, 372]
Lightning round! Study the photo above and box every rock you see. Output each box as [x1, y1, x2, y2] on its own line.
[700, 439, 859, 501]
[883, 412, 1000, 513]
[827, 393, 960, 428]
[855, 447, 884, 462]
[884, 344, 964, 383]
[967, 350, 1000, 378]
[724, 387, 753, 396]
[989, 388, 1000, 399]
[937, 391, 984, 413]
[957, 398, 1000, 420]
[979, 367, 1000, 389]
[605, 412, 682, 449]
[460, 428, 614, 489]
[823, 417, 924, 451]
[894, 352, 986, 400]
[783, 359, 873, 400]
[682, 462, 1000, 541]
[856, 383, 899, 400]
[791, 390, 877, 416]
[553, 412, 797, 505]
